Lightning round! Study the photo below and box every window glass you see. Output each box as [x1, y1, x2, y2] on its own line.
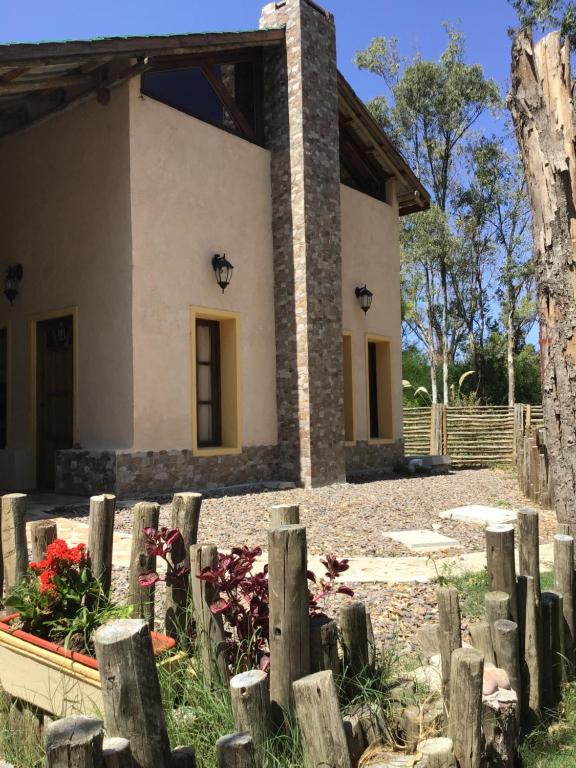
[196, 319, 221, 447]
[142, 68, 224, 125]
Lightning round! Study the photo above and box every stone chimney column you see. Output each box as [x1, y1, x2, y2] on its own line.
[260, 0, 345, 488]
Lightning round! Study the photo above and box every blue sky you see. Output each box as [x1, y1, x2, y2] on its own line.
[1, 0, 519, 107]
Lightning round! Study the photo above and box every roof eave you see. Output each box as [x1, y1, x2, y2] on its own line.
[337, 72, 430, 216]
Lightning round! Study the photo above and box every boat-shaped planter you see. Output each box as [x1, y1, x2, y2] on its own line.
[0, 613, 177, 717]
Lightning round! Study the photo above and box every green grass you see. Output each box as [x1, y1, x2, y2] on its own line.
[521, 683, 576, 767]
[0, 693, 44, 768]
[441, 568, 556, 620]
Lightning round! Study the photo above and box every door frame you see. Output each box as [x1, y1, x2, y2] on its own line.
[30, 307, 79, 487]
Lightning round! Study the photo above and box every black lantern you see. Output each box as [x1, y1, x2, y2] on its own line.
[212, 254, 234, 293]
[4, 264, 23, 305]
[355, 285, 373, 314]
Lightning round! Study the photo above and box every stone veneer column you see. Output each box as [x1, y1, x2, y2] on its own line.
[260, 0, 346, 487]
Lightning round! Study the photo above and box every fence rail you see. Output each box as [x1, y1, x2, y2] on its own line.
[403, 404, 540, 468]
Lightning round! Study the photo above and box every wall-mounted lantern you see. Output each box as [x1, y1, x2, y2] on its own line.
[4, 264, 23, 305]
[355, 285, 373, 314]
[212, 254, 234, 293]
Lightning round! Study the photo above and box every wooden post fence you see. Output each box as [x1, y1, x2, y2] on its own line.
[165, 492, 202, 640]
[94, 619, 172, 768]
[128, 502, 160, 629]
[268, 524, 310, 725]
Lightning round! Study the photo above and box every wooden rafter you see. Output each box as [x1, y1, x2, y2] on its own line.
[0, 67, 29, 83]
[0, 74, 94, 95]
[200, 64, 255, 142]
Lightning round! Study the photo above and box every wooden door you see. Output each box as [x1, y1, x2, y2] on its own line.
[36, 316, 74, 489]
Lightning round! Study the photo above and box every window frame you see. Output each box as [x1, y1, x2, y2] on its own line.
[364, 334, 394, 444]
[191, 307, 241, 457]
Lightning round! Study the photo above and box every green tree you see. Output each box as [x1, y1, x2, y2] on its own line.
[510, 1, 576, 42]
[356, 27, 500, 403]
[455, 138, 535, 405]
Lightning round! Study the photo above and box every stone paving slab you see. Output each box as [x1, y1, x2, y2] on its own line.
[439, 504, 517, 525]
[383, 529, 460, 551]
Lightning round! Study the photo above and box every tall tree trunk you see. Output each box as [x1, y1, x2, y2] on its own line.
[430, 358, 438, 404]
[441, 266, 449, 405]
[509, 28, 576, 526]
[507, 306, 516, 408]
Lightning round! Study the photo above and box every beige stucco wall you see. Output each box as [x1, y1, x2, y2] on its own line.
[0, 86, 134, 489]
[341, 182, 404, 443]
[128, 78, 278, 450]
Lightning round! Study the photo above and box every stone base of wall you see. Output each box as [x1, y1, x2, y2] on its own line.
[56, 445, 280, 496]
[56, 440, 405, 496]
[345, 440, 404, 478]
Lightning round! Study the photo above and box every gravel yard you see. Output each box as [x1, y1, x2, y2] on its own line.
[108, 467, 552, 557]
[79, 467, 556, 652]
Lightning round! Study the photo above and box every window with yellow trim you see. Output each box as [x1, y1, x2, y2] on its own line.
[193, 311, 240, 453]
[367, 339, 393, 440]
[343, 334, 354, 443]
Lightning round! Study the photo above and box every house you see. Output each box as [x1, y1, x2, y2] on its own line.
[0, 0, 429, 495]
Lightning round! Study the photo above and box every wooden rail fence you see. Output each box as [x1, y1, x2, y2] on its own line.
[403, 404, 542, 468]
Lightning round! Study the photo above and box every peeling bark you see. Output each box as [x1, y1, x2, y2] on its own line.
[509, 28, 576, 525]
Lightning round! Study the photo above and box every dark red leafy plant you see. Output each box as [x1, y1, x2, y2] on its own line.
[197, 546, 353, 672]
[138, 527, 189, 588]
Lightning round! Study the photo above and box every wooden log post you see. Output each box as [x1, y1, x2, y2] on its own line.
[102, 737, 132, 768]
[469, 622, 495, 665]
[482, 694, 518, 767]
[492, 620, 522, 724]
[216, 733, 255, 768]
[402, 705, 440, 753]
[190, 544, 228, 684]
[517, 508, 541, 607]
[30, 520, 58, 563]
[1, 493, 28, 592]
[447, 648, 484, 768]
[293, 671, 352, 768]
[517, 575, 541, 721]
[165, 492, 202, 640]
[416, 737, 456, 768]
[230, 670, 270, 762]
[171, 747, 197, 767]
[485, 591, 510, 632]
[366, 611, 376, 667]
[430, 403, 446, 455]
[268, 524, 310, 724]
[45, 715, 103, 768]
[486, 524, 518, 622]
[128, 502, 160, 628]
[310, 616, 339, 676]
[437, 586, 462, 704]
[340, 601, 370, 678]
[554, 534, 575, 672]
[88, 494, 116, 595]
[94, 619, 172, 768]
[541, 591, 563, 711]
[343, 715, 367, 767]
[269, 504, 299, 529]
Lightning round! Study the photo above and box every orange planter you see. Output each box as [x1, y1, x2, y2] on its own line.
[0, 613, 176, 717]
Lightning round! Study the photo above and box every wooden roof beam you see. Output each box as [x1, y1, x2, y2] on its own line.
[0, 73, 94, 95]
[0, 30, 285, 67]
[0, 66, 30, 82]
